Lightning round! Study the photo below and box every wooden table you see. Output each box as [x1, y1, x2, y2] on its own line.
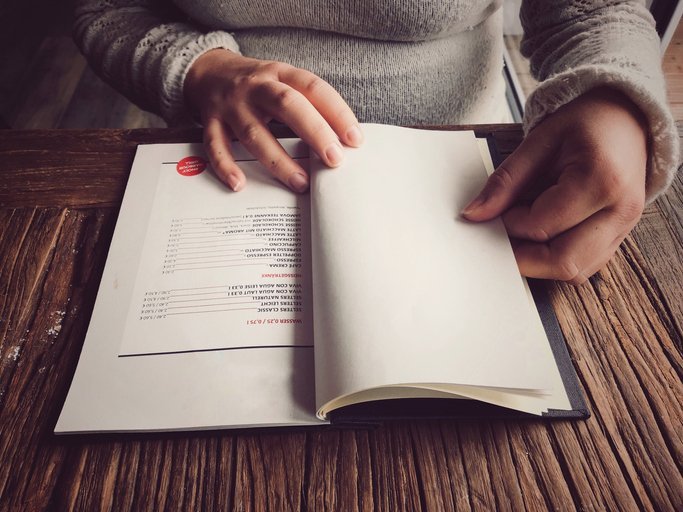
[0, 126, 681, 511]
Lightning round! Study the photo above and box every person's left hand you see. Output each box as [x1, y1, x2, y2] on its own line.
[462, 87, 648, 285]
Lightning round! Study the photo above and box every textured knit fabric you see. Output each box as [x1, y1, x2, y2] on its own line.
[520, 0, 679, 201]
[73, 0, 679, 201]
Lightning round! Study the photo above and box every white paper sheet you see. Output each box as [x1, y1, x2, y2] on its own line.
[310, 125, 568, 414]
[56, 142, 321, 433]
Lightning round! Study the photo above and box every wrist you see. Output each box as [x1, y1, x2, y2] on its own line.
[579, 86, 648, 131]
[550, 86, 649, 170]
[184, 48, 239, 115]
[583, 87, 649, 175]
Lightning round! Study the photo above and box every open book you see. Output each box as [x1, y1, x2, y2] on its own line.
[56, 124, 588, 434]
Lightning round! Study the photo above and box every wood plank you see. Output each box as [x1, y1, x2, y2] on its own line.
[436, 424, 475, 510]
[0, 129, 201, 208]
[546, 265, 683, 510]
[631, 162, 683, 351]
[515, 426, 576, 510]
[368, 424, 423, 511]
[305, 429, 374, 511]
[663, 20, 683, 121]
[234, 433, 306, 511]
[0, 207, 116, 509]
[474, 423, 527, 511]
[409, 422, 459, 510]
[109, 441, 141, 511]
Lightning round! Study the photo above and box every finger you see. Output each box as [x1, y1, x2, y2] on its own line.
[229, 108, 310, 193]
[204, 117, 246, 191]
[462, 129, 558, 222]
[279, 67, 363, 147]
[503, 171, 604, 242]
[256, 81, 345, 168]
[512, 209, 632, 284]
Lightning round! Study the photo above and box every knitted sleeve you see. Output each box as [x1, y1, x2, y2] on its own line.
[520, 0, 680, 201]
[73, 0, 240, 125]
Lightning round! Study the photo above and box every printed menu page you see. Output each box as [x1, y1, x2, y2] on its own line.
[118, 141, 313, 356]
[56, 140, 322, 433]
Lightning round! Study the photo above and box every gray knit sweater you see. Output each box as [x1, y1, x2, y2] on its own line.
[74, 0, 679, 200]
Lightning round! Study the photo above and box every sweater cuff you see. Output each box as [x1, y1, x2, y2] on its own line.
[523, 66, 680, 203]
[160, 30, 241, 126]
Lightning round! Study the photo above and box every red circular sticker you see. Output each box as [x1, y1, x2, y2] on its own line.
[176, 156, 207, 176]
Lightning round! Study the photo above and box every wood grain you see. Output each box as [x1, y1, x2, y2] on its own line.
[0, 129, 201, 208]
[663, 21, 683, 122]
[0, 129, 681, 511]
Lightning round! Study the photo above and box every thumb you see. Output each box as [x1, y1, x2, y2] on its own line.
[462, 130, 556, 222]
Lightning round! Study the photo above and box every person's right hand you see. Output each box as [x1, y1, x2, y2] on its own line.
[184, 49, 363, 193]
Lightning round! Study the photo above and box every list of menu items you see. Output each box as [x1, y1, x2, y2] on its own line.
[161, 212, 303, 276]
[118, 141, 312, 356]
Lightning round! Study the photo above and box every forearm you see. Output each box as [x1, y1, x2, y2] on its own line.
[519, 0, 679, 201]
[73, 0, 239, 124]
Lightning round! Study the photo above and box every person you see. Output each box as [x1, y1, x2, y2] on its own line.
[73, 0, 679, 284]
